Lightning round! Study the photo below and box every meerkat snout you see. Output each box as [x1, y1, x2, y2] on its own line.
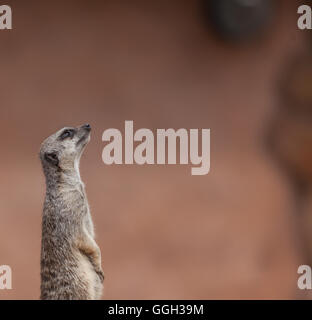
[82, 123, 91, 130]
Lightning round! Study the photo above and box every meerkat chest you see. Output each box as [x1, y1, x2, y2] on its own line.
[59, 184, 90, 218]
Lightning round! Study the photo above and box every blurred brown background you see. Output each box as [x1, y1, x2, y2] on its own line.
[0, 0, 311, 299]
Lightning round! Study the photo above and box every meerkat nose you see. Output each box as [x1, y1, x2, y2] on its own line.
[82, 124, 91, 131]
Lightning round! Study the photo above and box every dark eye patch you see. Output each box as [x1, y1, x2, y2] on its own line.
[60, 129, 75, 140]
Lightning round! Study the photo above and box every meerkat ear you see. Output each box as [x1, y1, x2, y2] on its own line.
[44, 152, 59, 166]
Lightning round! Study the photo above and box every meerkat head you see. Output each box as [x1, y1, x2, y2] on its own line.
[40, 124, 91, 175]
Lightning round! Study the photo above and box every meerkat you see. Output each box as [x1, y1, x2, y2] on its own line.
[39, 124, 104, 300]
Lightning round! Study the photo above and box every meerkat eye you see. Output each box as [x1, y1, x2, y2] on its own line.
[60, 129, 74, 140]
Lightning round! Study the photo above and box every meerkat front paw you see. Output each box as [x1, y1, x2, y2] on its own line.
[95, 268, 104, 283]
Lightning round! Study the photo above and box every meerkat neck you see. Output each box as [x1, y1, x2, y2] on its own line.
[44, 165, 83, 192]
[60, 158, 83, 188]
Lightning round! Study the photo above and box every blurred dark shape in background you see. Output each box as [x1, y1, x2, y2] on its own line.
[205, 0, 274, 41]
[269, 51, 312, 269]
[281, 54, 312, 114]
